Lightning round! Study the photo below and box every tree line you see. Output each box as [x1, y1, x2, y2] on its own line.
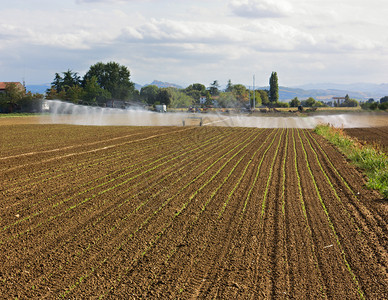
[45, 63, 282, 109]
[46, 62, 136, 105]
[2, 61, 388, 112]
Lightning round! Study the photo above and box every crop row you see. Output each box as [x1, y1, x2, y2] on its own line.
[1, 126, 386, 299]
[0, 126, 226, 229]
[0, 127, 264, 298]
[58, 128, 265, 298]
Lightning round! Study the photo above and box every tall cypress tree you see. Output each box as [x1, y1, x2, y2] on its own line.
[269, 72, 279, 103]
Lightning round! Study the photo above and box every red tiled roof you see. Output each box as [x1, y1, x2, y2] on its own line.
[0, 82, 24, 90]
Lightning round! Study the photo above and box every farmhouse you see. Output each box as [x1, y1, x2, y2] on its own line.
[0, 82, 25, 94]
[199, 96, 207, 104]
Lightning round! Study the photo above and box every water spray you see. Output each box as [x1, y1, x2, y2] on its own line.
[41, 100, 387, 128]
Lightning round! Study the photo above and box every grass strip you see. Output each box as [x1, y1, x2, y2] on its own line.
[314, 124, 388, 198]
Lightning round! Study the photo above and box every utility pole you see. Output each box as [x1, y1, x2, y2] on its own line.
[248, 86, 251, 107]
[252, 75, 255, 111]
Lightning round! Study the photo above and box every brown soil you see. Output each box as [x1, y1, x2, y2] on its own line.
[345, 126, 388, 154]
[0, 124, 386, 299]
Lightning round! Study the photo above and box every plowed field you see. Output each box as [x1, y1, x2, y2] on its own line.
[345, 126, 388, 154]
[0, 124, 387, 299]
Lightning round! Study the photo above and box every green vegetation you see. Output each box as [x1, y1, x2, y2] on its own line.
[5, 64, 386, 112]
[269, 71, 279, 103]
[0, 83, 43, 113]
[44, 66, 281, 109]
[0, 112, 45, 117]
[300, 97, 327, 108]
[360, 96, 388, 110]
[315, 124, 388, 197]
[290, 97, 301, 107]
[46, 62, 136, 105]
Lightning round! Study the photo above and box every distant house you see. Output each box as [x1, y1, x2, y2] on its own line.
[199, 96, 207, 105]
[0, 82, 25, 94]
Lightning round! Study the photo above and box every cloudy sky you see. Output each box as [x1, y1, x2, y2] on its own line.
[1, 0, 387, 88]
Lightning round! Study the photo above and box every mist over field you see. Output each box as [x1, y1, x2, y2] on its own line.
[40, 100, 388, 128]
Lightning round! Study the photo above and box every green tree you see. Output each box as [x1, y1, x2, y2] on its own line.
[361, 102, 378, 110]
[259, 90, 269, 105]
[302, 97, 316, 107]
[225, 79, 233, 92]
[269, 72, 279, 103]
[380, 96, 388, 103]
[19, 91, 44, 112]
[47, 70, 83, 101]
[83, 76, 111, 105]
[67, 85, 84, 104]
[0, 83, 25, 112]
[340, 97, 358, 107]
[49, 70, 81, 93]
[274, 101, 289, 108]
[51, 73, 64, 92]
[156, 88, 174, 106]
[45, 86, 66, 100]
[314, 101, 327, 108]
[378, 102, 388, 110]
[250, 90, 262, 108]
[62, 70, 81, 91]
[290, 97, 301, 107]
[209, 80, 220, 96]
[184, 83, 206, 103]
[232, 84, 249, 105]
[217, 92, 236, 108]
[204, 91, 214, 106]
[83, 62, 135, 100]
[140, 85, 159, 105]
[169, 89, 194, 108]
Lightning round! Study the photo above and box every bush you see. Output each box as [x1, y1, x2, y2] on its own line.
[380, 96, 388, 103]
[378, 102, 388, 110]
[290, 97, 300, 107]
[361, 102, 378, 110]
[273, 101, 289, 108]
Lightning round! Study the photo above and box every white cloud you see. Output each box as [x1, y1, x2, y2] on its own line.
[0, 0, 387, 86]
[229, 0, 293, 18]
[76, 0, 133, 3]
[119, 19, 245, 44]
[119, 18, 320, 53]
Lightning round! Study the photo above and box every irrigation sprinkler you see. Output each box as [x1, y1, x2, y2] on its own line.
[182, 115, 203, 126]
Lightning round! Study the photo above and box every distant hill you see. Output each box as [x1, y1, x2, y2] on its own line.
[257, 85, 388, 102]
[291, 83, 388, 101]
[134, 80, 183, 90]
[295, 82, 388, 94]
[134, 83, 143, 91]
[145, 80, 183, 89]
